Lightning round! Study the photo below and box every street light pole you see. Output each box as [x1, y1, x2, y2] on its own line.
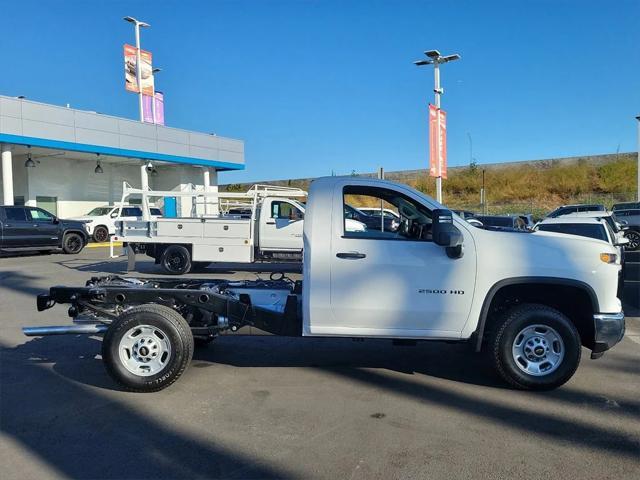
[151, 68, 162, 124]
[124, 16, 150, 122]
[414, 50, 460, 204]
[636, 115, 640, 201]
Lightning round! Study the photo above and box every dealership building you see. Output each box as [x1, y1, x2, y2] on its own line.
[0, 95, 244, 218]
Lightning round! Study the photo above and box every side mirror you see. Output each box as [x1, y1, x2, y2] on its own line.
[616, 237, 629, 246]
[432, 209, 464, 258]
[52, 217, 59, 224]
[110, 212, 119, 218]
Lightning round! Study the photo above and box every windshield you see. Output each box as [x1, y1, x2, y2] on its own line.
[87, 207, 113, 216]
[601, 216, 619, 233]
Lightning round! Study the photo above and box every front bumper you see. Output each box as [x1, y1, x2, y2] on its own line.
[591, 312, 625, 359]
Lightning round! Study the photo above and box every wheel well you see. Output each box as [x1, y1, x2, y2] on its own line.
[64, 230, 87, 242]
[479, 283, 596, 351]
[155, 244, 192, 259]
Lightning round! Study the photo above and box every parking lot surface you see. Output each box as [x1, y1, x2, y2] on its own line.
[1, 249, 639, 479]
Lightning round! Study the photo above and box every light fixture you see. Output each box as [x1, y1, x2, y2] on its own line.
[24, 146, 36, 168]
[95, 154, 103, 174]
[151, 167, 158, 177]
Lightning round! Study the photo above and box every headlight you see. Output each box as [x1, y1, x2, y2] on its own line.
[600, 253, 617, 264]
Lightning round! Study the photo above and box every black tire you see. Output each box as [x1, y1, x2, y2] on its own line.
[92, 225, 110, 243]
[62, 232, 85, 254]
[102, 304, 194, 392]
[624, 230, 640, 251]
[160, 245, 192, 275]
[491, 303, 581, 390]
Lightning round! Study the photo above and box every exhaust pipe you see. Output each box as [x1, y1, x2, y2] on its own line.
[23, 324, 109, 337]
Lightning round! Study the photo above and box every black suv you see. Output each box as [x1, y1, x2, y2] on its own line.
[0, 206, 89, 255]
[546, 203, 606, 218]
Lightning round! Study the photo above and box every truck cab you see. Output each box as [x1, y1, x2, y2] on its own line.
[257, 197, 305, 253]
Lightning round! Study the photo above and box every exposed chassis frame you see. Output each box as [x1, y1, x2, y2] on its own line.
[31, 276, 302, 338]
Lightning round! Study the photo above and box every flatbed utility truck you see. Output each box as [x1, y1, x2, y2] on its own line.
[110, 184, 311, 274]
[24, 177, 625, 391]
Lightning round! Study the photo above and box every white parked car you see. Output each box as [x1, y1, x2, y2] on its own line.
[553, 211, 627, 245]
[71, 205, 162, 242]
[534, 217, 628, 259]
[357, 207, 400, 219]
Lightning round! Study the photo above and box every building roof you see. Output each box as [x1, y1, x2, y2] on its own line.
[0, 95, 244, 170]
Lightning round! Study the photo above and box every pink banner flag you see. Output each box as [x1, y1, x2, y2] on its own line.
[142, 92, 165, 125]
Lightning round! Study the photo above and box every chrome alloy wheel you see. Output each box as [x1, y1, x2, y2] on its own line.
[118, 325, 172, 377]
[512, 324, 564, 376]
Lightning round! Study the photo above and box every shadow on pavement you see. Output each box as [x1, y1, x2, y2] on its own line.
[0, 338, 294, 480]
[4, 334, 639, 478]
[0, 270, 46, 296]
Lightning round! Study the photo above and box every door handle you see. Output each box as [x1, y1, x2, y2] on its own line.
[266, 220, 276, 225]
[336, 252, 366, 259]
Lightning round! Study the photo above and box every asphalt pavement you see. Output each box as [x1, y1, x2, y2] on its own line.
[0, 248, 639, 479]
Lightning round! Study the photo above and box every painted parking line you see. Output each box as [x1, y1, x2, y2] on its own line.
[86, 242, 123, 248]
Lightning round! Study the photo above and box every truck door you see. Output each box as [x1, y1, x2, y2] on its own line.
[259, 199, 304, 251]
[26, 207, 60, 246]
[326, 184, 477, 337]
[1, 207, 35, 247]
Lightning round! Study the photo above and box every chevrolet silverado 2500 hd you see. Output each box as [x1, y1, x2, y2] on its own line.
[24, 177, 625, 391]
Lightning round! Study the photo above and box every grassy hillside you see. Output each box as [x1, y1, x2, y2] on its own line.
[224, 154, 638, 216]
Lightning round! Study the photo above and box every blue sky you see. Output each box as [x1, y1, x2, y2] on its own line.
[0, 0, 638, 184]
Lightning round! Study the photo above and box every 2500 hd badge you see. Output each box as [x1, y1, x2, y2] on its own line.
[418, 289, 465, 295]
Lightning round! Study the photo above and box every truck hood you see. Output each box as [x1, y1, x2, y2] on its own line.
[528, 229, 613, 249]
[469, 224, 619, 280]
[68, 216, 95, 222]
[59, 218, 91, 230]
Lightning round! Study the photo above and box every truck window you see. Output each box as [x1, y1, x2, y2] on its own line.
[271, 201, 302, 220]
[122, 207, 143, 217]
[4, 207, 27, 222]
[28, 208, 54, 222]
[343, 186, 431, 241]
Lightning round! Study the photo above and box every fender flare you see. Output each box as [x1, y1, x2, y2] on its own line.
[62, 229, 89, 247]
[473, 276, 599, 352]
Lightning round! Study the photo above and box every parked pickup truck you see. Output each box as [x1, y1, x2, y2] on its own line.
[1, 205, 88, 255]
[114, 184, 366, 274]
[70, 204, 163, 243]
[25, 177, 625, 392]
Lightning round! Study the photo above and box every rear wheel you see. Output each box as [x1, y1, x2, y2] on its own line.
[62, 232, 85, 254]
[491, 303, 581, 390]
[102, 304, 194, 392]
[93, 225, 109, 243]
[160, 245, 192, 275]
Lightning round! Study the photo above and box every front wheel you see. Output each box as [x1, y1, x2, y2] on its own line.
[62, 232, 85, 254]
[491, 303, 581, 390]
[102, 304, 194, 392]
[624, 230, 640, 251]
[160, 245, 192, 275]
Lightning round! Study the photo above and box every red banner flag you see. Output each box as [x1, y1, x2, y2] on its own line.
[428, 104, 447, 179]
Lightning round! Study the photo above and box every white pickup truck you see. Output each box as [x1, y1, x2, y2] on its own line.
[113, 184, 366, 274]
[71, 204, 163, 242]
[25, 176, 625, 392]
